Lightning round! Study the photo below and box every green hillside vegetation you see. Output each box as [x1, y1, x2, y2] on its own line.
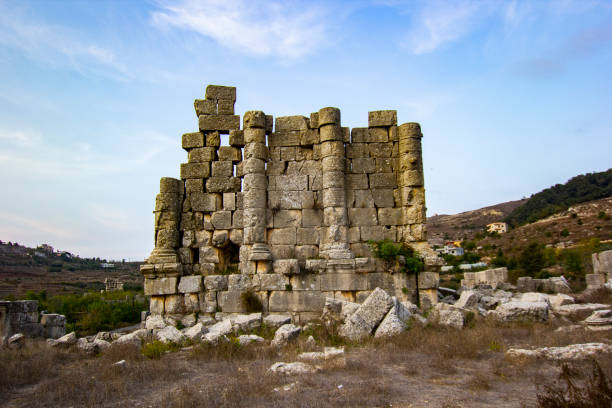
[505, 169, 612, 227]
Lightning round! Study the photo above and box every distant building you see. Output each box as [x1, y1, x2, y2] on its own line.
[104, 278, 123, 291]
[39, 244, 54, 254]
[436, 242, 465, 257]
[101, 263, 115, 268]
[486, 222, 508, 234]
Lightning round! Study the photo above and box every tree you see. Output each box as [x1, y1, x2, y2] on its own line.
[519, 243, 546, 276]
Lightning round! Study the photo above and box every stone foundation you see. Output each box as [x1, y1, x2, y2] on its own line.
[140, 85, 438, 322]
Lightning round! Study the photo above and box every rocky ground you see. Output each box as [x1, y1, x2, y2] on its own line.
[1, 284, 611, 407]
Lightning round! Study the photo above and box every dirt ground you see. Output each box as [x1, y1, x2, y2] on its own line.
[1, 320, 611, 408]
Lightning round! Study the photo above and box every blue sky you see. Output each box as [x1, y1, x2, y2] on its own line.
[0, 0, 611, 260]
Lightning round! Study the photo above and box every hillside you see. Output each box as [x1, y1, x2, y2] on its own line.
[427, 199, 527, 243]
[505, 169, 612, 227]
[0, 241, 143, 298]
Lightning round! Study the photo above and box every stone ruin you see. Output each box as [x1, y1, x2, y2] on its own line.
[104, 278, 124, 292]
[0, 300, 66, 342]
[140, 84, 439, 324]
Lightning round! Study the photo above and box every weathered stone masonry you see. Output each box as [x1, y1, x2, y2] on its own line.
[140, 85, 438, 323]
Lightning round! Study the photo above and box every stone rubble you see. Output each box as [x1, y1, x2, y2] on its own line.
[506, 343, 612, 361]
[271, 324, 301, 347]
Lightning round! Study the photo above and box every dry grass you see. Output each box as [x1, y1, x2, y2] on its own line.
[1, 319, 611, 408]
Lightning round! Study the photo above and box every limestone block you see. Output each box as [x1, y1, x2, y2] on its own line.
[199, 115, 240, 132]
[276, 116, 309, 132]
[398, 122, 422, 139]
[268, 228, 297, 245]
[346, 174, 368, 190]
[155, 193, 180, 212]
[592, 250, 612, 275]
[211, 161, 233, 177]
[222, 193, 236, 211]
[199, 246, 219, 263]
[212, 230, 229, 247]
[295, 245, 319, 260]
[243, 174, 267, 191]
[399, 170, 424, 187]
[180, 162, 210, 179]
[369, 173, 396, 189]
[280, 147, 296, 161]
[243, 189, 267, 209]
[274, 210, 302, 228]
[218, 291, 246, 313]
[244, 143, 269, 160]
[204, 275, 228, 291]
[268, 131, 301, 147]
[273, 259, 300, 275]
[305, 259, 327, 273]
[359, 226, 385, 242]
[228, 274, 252, 291]
[206, 177, 240, 193]
[319, 124, 343, 142]
[368, 110, 397, 127]
[164, 295, 184, 314]
[229, 130, 244, 147]
[375, 158, 395, 173]
[275, 175, 308, 191]
[320, 141, 345, 158]
[296, 227, 320, 245]
[378, 208, 403, 226]
[150, 296, 165, 314]
[265, 115, 274, 133]
[368, 143, 393, 158]
[195, 230, 212, 246]
[242, 208, 266, 228]
[322, 188, 345, 207]
[366, 273, 394, 291]
[318, 107, 340, 126]
[217, 98, 235, 115]
[206, 132, 220, 147]
[210, 211, 232, 229]
[243, 111, 266, 129]
[350, 158, 375, 174]
[269, 291, 325, 312]
[309, 112, 319, 128]
[323, 207, 348, 226]
[160, 177, 182, 193]
[301, 129, 319, 145]
[339, 288, 393, 340]
[271, 245, 295, 259]
[346, 143, 368, 159]
[402, 206, 425, 224]
[182, 132, 204, 149]
[242, 158, 265, 175]
[256, 274, 289, 291]
[348, 208, 378, 226]
[217, 146, 241, 162]
[194, 99, 216, 116]
[156, 229, 179, 248]
[290, 274, 320, 291]
[418, 272, 439, 289]
[188, 147, 216, 163]
[183, 293, 200, 313]
[372, 189, 395, 208]
[320, 273, 368, 291]
[309, 174, 322, 190]
[198, 291, 217, 313]
[586, 274, 606, 289]
[205, 85, 236, 101]
[185, 179, 203, 194]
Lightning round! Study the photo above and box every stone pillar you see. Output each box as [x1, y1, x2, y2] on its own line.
[397, 123, 425, 245]
[318, 107, 353, 260]
[241, 111, 272, 273]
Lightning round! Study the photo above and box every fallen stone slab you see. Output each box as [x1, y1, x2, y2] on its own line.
[203, 319, 233, 343]
[271, 323, 301, 347]
[93, 338, 111, 351]
[506, 343, 612, 361]
[183, 322, 208, 341]
[231, 313, 262, 333]
[520, 292, 551, 305]
[430, 303, 468, 329]
[113, 329, 150, 346]
[237, 334, 265, 346]
[583, 309, 612, 326]
[493, 301, 548, 322]
[77, 338, 98, 355]
[555, 303, 609, 319]
[155, 326, 186, 344]
[321, 297, 359, 324]
[454, 290, 480, 309]
[548, 294, 574, 311]
[8, 333, 25, 349]
[339, 287, 393, 340]
[374, 298, 415, 338]
[263, 314, 292, 329]
[269, 362, 317, 375]
[145, 315, 167, 330]
[47, 331, 77, 348]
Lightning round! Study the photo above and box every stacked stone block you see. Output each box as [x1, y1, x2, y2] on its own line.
[140, 84, 433, 323]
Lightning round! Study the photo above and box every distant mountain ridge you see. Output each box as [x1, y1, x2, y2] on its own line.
[505, 169, 612, 227]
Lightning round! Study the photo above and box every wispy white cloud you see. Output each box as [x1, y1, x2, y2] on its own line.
[151, 0, 331, 59]
[0, 3, 131, 81]
[402, 0, 491, 54]
[0, 212, 79, 241]
[0, 127, 176, 179]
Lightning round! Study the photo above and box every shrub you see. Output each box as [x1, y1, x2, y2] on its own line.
[519, 243, 546, 276]
[142, 341, 177, 359]
[241, 290, 263, 313]
[560, 228, 570, 237]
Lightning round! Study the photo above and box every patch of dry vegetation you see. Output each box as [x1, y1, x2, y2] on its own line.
[1, 320, 611, 407]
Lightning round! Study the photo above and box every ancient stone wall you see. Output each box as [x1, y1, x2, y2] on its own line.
[140, 85, 437, 324]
